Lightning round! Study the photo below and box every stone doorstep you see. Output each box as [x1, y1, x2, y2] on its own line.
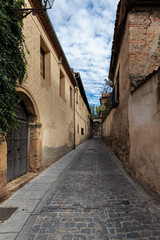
[0, 154, 67, 204]
[0, 172, 38, 204]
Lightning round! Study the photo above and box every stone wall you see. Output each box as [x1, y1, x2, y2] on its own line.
[103, 6, 160, 195]
[128, 8, 160, 195]
[102, 16, 130, 166]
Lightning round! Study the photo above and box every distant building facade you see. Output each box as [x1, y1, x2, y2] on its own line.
[92, 118, 102, 136]
[73, 72, 91, 146]
[102, 0, 160, 195]
[0, 0, 91, 198]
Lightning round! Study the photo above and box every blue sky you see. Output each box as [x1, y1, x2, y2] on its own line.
[48, 0, 120, 105]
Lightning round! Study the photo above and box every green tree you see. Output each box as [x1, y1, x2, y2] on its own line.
[95, 105, 101, 117]
[90, 104, 101, 117]
[90, 104, 95, 117]
[0, 0, 26, 138]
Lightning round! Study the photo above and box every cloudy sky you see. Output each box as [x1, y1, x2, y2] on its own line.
[48, 0, 119, 105]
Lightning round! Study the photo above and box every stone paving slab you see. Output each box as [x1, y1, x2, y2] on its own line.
[1, 199, 40, 213]
[29, 176, 58, 184]
[9, 189, 46, 200]
[0, 211, 30, 233]
[22, 183, 53, 191]
[0, 233, 18, 240]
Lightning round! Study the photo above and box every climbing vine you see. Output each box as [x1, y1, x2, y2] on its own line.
[0, 0, 27, 138]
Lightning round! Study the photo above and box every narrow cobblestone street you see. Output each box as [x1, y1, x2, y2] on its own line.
[25, 137, 160, 240]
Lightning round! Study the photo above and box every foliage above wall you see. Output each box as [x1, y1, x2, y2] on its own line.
[0, 0, 26, 139]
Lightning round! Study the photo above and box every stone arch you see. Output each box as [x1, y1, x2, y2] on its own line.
[92, 121, 102, 136]
[16, 86, 42, 172]
[16, 86, 40, 122]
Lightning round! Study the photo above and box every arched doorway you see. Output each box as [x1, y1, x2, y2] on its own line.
[7, 101, 28, 182]
[7, 86, 42, 182]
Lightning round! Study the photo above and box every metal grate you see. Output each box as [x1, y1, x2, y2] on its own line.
[0, 208, 18, 222]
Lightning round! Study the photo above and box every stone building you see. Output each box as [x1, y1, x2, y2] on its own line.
[0, 0, 91, 198]
[73, 72, 91, 146]
[102, 0, 160, 195]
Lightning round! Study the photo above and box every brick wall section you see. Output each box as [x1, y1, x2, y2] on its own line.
[129, 8, 160, 90]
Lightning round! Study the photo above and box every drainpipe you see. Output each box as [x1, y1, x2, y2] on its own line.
[73, 73, 79, 149]
[74, 86, 78, 149]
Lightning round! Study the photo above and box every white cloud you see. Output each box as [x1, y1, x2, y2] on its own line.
[48, 0, 119, 105]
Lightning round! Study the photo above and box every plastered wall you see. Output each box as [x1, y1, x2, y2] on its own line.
[129, 72, 160, 195]
[22, 3, 74, 167]
[75, 90, 91, 146]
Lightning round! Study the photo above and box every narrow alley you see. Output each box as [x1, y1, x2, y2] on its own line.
[0, 138, 160, 240]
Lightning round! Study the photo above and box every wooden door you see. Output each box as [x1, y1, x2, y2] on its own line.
[7, 102, 28, 182]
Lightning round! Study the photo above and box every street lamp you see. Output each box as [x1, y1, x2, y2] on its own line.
[10, 0, 55, 19]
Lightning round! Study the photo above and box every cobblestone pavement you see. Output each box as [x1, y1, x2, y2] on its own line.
[26, 137, 160, 240]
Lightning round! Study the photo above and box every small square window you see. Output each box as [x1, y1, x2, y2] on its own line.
[70, 86, 73, 108]
[81, 128, 84, 135]
[40, 36, 51, 86]
[60, 70, 65, 101]
[40, 47, 45, 79]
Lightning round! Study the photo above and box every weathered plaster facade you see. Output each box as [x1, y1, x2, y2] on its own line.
[102, 0, 160, 195]
[129, 71, 160, 194]
[0, 0, 91, 198]
[16, 0, 76, 169]
[74, 72, 91, 146]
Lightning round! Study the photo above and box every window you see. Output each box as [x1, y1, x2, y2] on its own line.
[77, 125, 79, 133]
[60, 70, 65, 100]
[70, 86, 73, 107]
[40, 48, 45, 79]
[40, 36, 51, 85]
[81, 128, 84, 135]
